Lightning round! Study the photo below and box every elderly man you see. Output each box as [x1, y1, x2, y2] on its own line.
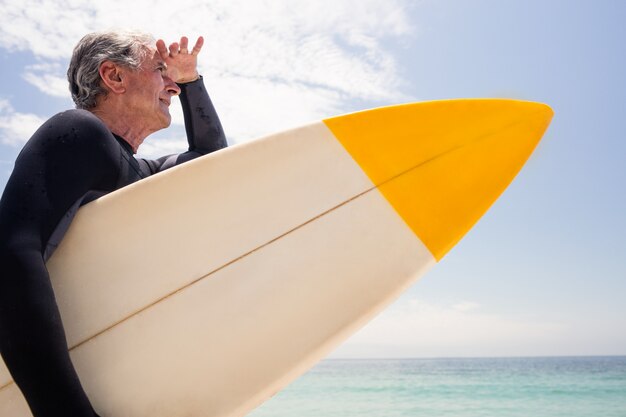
[0, 31, 227, 416]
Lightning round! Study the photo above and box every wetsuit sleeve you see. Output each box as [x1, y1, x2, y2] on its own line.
[141, 76, 227, 173]
[0, 110, 118, 417]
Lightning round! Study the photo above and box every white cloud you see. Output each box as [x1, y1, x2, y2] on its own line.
[207, 75, 345, 143]
[22, 62, 69, 98]
[0, 99, 46, 146]
[0, 0, 416, 147]
[331, 298, 566, 358]
[0, 0, 95, 58]
[137, 138, 188, 160]
[452, 301, 481, 312]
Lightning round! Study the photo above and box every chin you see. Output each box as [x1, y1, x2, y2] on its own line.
[160, 114, 172, 128]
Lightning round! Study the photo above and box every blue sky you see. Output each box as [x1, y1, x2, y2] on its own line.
[0, 0, 624, 358]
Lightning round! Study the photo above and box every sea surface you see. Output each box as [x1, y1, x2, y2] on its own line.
[247, 356, 626, 417]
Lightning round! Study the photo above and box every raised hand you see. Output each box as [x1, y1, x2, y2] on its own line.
[156, 36, 204, 84]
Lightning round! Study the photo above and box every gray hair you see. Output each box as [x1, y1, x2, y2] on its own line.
[67, 30, 155, 109]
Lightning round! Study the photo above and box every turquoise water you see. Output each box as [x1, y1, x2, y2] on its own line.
[248, 357, 626, 417]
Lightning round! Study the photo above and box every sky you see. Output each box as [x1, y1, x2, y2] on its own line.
[0, 0, 624, 359]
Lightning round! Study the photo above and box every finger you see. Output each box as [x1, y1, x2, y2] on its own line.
[156, 39, 169, 59]
[191, 36, 204, 56]
[179, 36, 189, 52]
[169, 42, 180, 56]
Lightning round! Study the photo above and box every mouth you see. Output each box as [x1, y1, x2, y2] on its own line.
[159, 98, 171, 107]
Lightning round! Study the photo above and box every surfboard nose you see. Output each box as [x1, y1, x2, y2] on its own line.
[323, 99, 554, 261]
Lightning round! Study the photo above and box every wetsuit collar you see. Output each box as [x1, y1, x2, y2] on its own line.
[113, 133, 135, 155]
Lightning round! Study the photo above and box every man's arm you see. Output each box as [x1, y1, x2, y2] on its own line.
[178, 76, 228, 155]
[0, 249, 98, 417]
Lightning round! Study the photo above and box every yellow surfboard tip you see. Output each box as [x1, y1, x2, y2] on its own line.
[325, 99, 553, 261]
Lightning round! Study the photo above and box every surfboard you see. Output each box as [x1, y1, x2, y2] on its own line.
[0, 99, 552, 416]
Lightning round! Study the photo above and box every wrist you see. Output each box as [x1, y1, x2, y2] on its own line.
[177, 72, 201, 84]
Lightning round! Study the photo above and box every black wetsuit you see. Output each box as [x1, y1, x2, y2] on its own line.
[0, 77, 227, 417]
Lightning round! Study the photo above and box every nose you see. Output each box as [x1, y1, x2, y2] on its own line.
[164, 76, 181, 96]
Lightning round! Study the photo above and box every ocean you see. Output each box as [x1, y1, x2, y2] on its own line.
[247, 356, 626, 417]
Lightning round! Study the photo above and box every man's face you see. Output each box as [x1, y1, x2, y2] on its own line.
[122, 49, 181, 134]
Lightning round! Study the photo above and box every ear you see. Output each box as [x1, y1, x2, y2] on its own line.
[99, 60, 126, 94]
